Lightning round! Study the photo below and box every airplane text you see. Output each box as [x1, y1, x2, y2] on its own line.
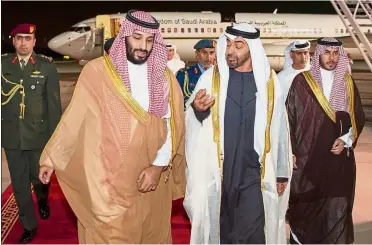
[157, 18, 218, 25]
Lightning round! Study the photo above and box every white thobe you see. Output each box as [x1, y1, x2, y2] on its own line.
[167, 58, 185, 75]
[277, 65, 309, 100]
[127, 61, 172, 166]
[320, 68, 353, 147]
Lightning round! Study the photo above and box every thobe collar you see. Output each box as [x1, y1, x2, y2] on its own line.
[291, 64, 308, 72]
[320, 67, 335, 83]
[127, 60, 147, 72]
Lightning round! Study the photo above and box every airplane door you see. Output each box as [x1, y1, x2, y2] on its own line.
[96, 15, 114, 41]
[113, 18, 121, 36]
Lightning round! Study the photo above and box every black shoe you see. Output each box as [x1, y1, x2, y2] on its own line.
[38, 203, 50, 220]
[19, 228, 37, 243]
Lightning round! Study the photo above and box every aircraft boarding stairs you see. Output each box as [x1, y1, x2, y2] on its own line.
[330, 0, 372, 72]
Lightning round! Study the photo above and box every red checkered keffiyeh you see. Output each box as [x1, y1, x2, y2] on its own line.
[310, 37, 349, 112]
[109, 10, 169, 118]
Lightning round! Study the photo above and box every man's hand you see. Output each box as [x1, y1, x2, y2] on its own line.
[39, 166, 54, 184]
[137, 166, 164, 193]
[293, 155, 297, 170]
[331, 139, 345, 155]
[277, 181, 288, 196]
[192, 89, 215, 112]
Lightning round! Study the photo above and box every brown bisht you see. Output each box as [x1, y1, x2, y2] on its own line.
[285, 71, 365, 244]
[39, 55, 186, 243]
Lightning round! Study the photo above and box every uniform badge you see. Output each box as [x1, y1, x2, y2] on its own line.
[11, 57, 18, 64]
[32, 71, 41, 74]
[30, 57, 36, 64]
[212, 40, 216, 48]
[30, 26, 35, 33]
[31, 85, 36, 89]
[194, 67, 198, 74]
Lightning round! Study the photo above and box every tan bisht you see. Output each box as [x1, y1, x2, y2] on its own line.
[39, 55, 186, 243]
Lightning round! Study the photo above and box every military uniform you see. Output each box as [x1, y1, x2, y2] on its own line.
[175, 39, 216, 107]
[1, 50, 62, 233]
[176, 64, 204, 107]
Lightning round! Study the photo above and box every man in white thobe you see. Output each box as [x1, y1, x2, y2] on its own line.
[183, 23, 292, 244]
[166, 44, 185, 75]
[277, 40, 311, 99]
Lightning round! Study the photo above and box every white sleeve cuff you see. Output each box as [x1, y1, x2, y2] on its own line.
[339, 127, 353, 148]
[152, 118, 172, 166]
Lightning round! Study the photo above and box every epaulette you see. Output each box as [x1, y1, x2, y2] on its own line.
[38, 54, 53, 62]
[1, 53, 11, 57]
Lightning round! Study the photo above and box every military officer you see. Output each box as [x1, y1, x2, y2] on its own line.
[1, 23, 62, 243]
[176, 39, 216, 107]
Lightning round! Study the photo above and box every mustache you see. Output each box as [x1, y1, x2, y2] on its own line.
[227, 54, 236, 58]
[133, 49, 149, 54]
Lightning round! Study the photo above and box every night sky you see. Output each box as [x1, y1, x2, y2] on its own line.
[1, 1, 336, 56]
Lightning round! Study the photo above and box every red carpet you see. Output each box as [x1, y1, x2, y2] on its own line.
[1, 174, 191, 244]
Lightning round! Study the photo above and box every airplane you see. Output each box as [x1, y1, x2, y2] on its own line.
[48, 11, 372, 71]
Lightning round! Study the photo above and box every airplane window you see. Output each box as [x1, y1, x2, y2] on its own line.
[69, 27, 90, 33]
[201, 28, 204, 33]
[174, 28, 178, 33]
[368, 29, 370, 34]
[207, 28, 211, 33]
[341, 29, 344, 33]
[335, 29, 338, 33]
[213, 28, 216, 33]
[346, 29, 349, 33]
[167, 28, 171, 33]
[263, 28, 266, 33]
[188, 28, 191, 33]
[268, 28, 271, 33]
[220, 28, 223, 33]
[181, 28, 185, 33]
[161, 28, 165, 33]
[195, 28, 198, 33]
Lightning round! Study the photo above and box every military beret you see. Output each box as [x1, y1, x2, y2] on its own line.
[10, 23, 36, 36]
[194, 39, 216, 50]
[104, 37, 116, 54]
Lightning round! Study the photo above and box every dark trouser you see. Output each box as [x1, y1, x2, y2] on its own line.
[4, 148, 50, 230]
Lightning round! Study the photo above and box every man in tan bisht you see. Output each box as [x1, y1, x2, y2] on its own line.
[38, 10, 186, 243]
[286, 37, 365, 244]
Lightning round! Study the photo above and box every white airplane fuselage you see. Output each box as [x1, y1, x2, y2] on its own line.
[48, 12, 372, 70]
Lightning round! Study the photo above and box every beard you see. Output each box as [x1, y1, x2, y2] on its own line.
[226, 51, 250, 69]
[125, 38, 152, 65]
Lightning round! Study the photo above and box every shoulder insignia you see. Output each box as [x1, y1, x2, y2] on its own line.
[194, 67, 198, 75]
[39, 54, 53, 62]
[2, 53, 10, 57]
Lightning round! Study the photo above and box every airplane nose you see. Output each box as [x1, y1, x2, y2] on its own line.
[48, 35, 64, 53]
[47, 31, 88, 60]
[48, 32, 77, 54]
